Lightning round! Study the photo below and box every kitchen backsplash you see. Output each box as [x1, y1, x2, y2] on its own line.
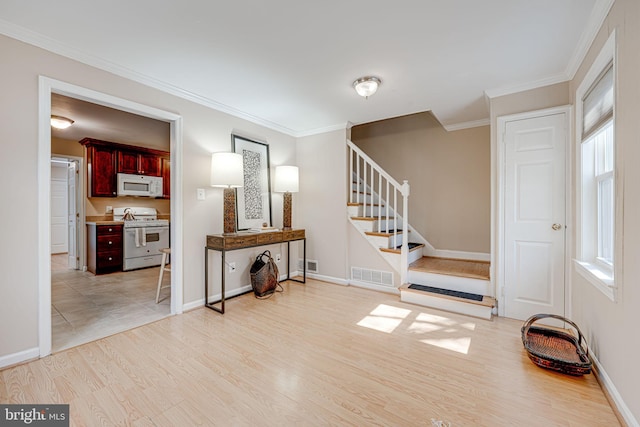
[86, 196, 170, 218]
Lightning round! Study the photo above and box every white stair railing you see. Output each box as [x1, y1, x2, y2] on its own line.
[347, 139, 410, 285]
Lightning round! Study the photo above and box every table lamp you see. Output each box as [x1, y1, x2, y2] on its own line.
[274, 165, 299, 230]
[211, 152, 244, 234]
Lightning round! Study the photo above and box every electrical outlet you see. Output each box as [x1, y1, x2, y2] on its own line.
[106, 205, 113, 214]
[275, 253, 281, 262]
[228, 262, 236, 273]
[197, 188, 206, 200]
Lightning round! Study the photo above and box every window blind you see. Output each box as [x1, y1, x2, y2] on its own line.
[582, 62, 614, 140]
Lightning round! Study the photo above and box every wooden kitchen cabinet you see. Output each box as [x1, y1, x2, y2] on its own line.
[87, 223, 123, 274]
[80, 138, 169, 197]
[160, 156, 170, 198]
[86, 143, 117, 197]
[117, 150, 161, 176]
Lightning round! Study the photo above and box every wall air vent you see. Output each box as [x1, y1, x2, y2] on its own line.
[299, 258, 318, 273]
[351, 267, 394, 287]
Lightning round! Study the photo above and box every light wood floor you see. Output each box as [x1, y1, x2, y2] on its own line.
[52, 254, 171, 352]
[410, 256, 491, 281]
[3, 279, 619, 426]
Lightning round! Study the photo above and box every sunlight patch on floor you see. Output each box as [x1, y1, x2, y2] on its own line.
[357, 304, 411, 333]
[357, 303, 476, 354]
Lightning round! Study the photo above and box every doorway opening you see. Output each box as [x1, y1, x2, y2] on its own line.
[39, 77, 183, 357]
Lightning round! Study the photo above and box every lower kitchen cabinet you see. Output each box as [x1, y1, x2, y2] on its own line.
[87, 223, 123, 274]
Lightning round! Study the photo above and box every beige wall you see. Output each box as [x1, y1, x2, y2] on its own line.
[567, 0, 640, 422]
[296, 129, 349, 280]
[351, 112, 490, 253]
[0, 34, 296, 360]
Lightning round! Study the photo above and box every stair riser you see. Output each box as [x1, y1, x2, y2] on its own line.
[349, 206, 390, 218]
[400, 290, 493, 320]
[351, 219, 400, 233]
[380, 246, 423, 265]
[367, 235, 400, 249]
[351, 193, 380, 204]
[407, 270, 492, 296]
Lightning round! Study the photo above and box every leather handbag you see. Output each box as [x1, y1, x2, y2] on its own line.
[250, 250, 282, 298]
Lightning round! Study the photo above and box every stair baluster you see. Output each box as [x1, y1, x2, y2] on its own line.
[348, 140, 410, 284]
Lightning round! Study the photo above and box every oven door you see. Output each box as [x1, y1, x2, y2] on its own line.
[123, 226, 169, 270]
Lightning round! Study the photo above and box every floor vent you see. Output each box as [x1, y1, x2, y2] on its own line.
[351, 267, 394, 287]
[299, 258, 319, 273]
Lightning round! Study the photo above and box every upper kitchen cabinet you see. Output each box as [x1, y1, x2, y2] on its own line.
[160, 156, 170, 199]
[80, 138, 169, 198]
[117, 150, 161, 176]
[85, 142, 117, 197]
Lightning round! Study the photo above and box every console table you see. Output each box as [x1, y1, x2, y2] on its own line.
[204, 229, 306, 314]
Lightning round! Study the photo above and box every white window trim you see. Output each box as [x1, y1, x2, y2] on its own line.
[574, 30, 618, 302]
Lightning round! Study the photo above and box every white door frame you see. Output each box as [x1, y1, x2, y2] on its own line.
[38, 76, 184, 357]
[495, 105, 572, 318]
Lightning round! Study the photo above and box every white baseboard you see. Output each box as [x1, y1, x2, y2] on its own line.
[590, 349, 639, 427]
[433, 250, 490, 262]
[182, 285, 253, 312]
[306, 273, 349, 286]
[0, 347, 39, 369]
[349, 280, 399, 294]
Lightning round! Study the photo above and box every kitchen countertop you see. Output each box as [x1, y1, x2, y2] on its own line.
[85, 220, 125, 226]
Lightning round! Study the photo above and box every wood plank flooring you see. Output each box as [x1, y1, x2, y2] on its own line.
[2, 279, 619, 426]
[52, 254, 171, 352]
[410, 256, 491, 280]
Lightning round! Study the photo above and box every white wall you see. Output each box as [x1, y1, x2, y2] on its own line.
[0, 34, 296, 362]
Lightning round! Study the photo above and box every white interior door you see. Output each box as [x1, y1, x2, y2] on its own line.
[67, 160, 79, 269]
[503, 112, 567, 321]
[51, 162, 68, 254]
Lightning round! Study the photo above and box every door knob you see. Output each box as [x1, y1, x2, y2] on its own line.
[552, 223, 562, 230]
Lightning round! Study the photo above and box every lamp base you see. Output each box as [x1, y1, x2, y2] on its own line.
[283, 191, 292, 230]
[223, 187, 237, 235]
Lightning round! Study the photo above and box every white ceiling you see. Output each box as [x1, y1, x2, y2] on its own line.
[1, 1, 608, 137]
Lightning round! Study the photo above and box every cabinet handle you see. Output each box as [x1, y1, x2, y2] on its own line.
[108, 257, 112, 261]
[108, 228, 113, 232]
[108, 241, 113, 245]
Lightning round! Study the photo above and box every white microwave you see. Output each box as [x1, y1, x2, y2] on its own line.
[117, 173, 163, 197]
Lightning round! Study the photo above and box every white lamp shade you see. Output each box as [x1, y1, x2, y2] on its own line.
[274, 165, 299, 193]
[210, 152, 244, 188]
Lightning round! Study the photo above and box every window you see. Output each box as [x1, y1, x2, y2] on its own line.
[575, 33, 617, 301]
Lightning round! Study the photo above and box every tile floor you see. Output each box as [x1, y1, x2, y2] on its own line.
[51, 254, 171, 352]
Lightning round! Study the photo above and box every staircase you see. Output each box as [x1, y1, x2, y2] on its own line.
[347, 140, 496, 319]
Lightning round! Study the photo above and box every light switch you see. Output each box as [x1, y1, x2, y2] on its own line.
[197, 188, 206, 200]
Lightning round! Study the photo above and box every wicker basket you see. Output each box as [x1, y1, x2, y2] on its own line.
[521, 314, 592, 376]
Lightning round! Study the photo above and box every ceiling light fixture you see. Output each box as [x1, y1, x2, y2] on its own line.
[50, 115, 75, 129]
[353, 76, 381, 99]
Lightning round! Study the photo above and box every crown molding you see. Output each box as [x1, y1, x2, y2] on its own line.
[565, 0, 615, 79]
[483, 0, 613, 100]
[483, 72, 569, 99]
[294, 122, 350, 138]
[0, 19, 299, 138]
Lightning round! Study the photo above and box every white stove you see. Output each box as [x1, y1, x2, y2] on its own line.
[113, 207, 170, 270]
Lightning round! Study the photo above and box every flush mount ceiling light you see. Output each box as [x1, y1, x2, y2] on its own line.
[50, 115, 74, 129]
[353, 76, 381, 98]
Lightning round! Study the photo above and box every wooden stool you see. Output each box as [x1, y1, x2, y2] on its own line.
[156, 248, 171, 303]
